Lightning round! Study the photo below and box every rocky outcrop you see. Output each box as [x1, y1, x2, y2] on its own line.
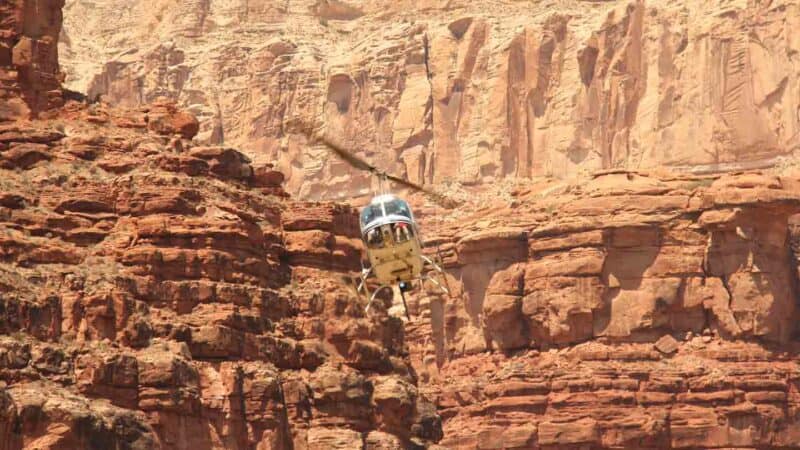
[0, 4, 441, 440]
[60, 0, 800, 198]
[402, 170, 800, 448]
[0, 101, 442, 448]
[414, 172, 800, 356]
[429, 340, 800, 449]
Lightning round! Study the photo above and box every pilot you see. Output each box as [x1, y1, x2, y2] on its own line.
[366, 228, 383, 247]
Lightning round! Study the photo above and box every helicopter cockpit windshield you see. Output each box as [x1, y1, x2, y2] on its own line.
[360, 197, 413, 228]
[383, 198, 412, 219]
[360, 196, 416, 249]
[360, 204, 382, 227]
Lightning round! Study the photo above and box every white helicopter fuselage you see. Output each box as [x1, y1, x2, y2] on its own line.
[354, 193, 450, 319]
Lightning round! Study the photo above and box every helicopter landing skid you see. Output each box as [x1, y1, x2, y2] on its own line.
[358, 257, 450, 320]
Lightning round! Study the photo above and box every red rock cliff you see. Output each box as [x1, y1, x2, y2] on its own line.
[404, 171, 800, 448]
[59, 0, 800, 199]
[0, 0, 64, 120]
[0, 2, 442, 450]
[0, 105, 442, 449]
[8, 1, 800, 449]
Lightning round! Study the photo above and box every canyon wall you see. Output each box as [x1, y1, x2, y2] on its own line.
[0, 103, 441, 450]
[6, 0, 800, 449]
[0, 2, 441, 449]
[60, 0, 800, 199]
[406, 170, 800, 448]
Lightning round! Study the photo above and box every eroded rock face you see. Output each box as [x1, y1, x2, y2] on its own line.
[13, 1, 800, 449]
[60, 0, 800, 198]
[0, 104, 442, 448]
[440, 172, 800, 351]
[0, 0, 65, 120]
[402, 170, 800, 448]
[0, 4, 441, 444]
[428, 341, 800, 449]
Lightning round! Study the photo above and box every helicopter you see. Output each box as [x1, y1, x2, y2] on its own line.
[308, 132, 456, 320]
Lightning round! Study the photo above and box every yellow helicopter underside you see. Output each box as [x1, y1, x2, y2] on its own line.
[367, 237, 423, 284]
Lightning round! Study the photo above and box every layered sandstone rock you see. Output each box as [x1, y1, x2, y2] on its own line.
[14, 0, 800, 449]
[428, 340, 800, 449]
[0, 5, 441, 444]
[411, 171, 800, 357]
[401, 169, 800, 448]
[60, 0, 800, 198]
[0, 103, 443, 448]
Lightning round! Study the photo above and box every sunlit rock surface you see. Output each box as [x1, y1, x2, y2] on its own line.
[61, 0, 800, 199]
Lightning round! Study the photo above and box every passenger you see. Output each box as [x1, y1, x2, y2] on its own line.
[394, 222, 410, 243]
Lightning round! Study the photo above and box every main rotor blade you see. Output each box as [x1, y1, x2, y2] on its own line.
[314, 134, 376, 173]
[383, 172, 460, 209]
[310, 132, 461, 208]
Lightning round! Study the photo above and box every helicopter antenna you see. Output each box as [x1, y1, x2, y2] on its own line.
[306, 128, 461, 209]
